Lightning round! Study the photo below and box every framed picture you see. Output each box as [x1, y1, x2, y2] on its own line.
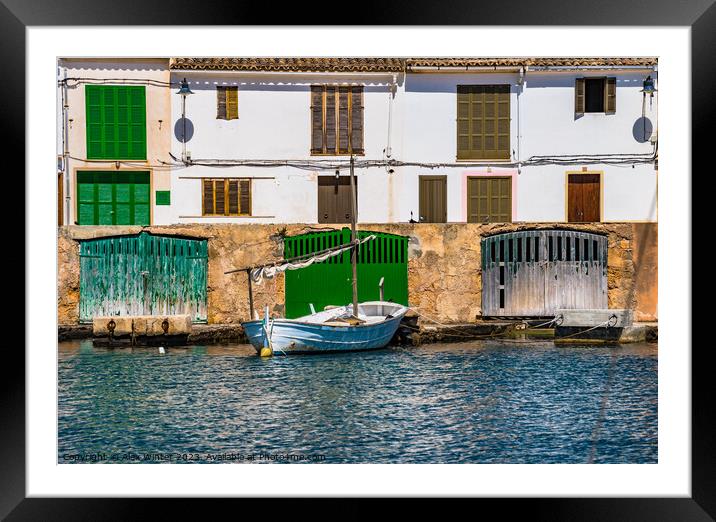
[10, 0, 710, 518]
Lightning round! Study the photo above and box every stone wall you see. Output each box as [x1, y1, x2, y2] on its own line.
[57, 222, 657, 325]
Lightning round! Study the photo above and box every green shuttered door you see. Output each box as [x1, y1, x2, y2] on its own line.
[79, 232, 208, 322]
[467, 176, 512, 223]
[86, 85, 146, 160]
[284, 228, 409, 318]
[77, 171, 150, 225]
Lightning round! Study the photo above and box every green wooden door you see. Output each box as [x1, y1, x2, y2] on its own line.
[77, 171, 150, 225]
[283, 228, 409, 318]
[79, 232, 208, 322]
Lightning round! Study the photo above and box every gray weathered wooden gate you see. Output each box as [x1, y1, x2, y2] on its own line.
[79, 232, 208, 322]
[481, 229, 608, 317]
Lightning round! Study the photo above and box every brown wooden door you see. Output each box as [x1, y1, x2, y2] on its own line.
[568, 174, 600, 222]
[467, 176, 511, 223]
[318, 176, 356, 223]
[419, 176, 447, 222]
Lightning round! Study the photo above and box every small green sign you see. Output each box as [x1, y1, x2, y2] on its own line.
[156, 190, 171, 206]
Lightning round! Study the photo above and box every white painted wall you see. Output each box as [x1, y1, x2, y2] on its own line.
[61, 64, 658, 225]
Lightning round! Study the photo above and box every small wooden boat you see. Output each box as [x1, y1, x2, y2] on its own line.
[242, 301, 408, 355]
[228, 155, 409, 356]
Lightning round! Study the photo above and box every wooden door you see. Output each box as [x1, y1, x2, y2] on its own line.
[568, 174, 600, 222]
[419, 176, 447, 223]
[318, 176, 356, 223]
[467, 176, 511, 223]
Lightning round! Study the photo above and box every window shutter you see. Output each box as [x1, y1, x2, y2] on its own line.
[457, 86, 471, 159]
[325, 87, 336, 153]
[338, 87, 350, 154]
[350, 87, 364, 153]
[311, 86, 324, 154]
[216, 87, 227, 119]
[215, 180, 226, 215]
[228, 179, 239, 214]
[202, 180, 213, 215]
[129, 86, 146, 160]
[226, 87, 238, 119]
[575, 78, 585, 115]
[86, 86, 104, 158]
[239, 179, 251, 215]
[496, 85, 511, 160]
[605, 77, 616, 114]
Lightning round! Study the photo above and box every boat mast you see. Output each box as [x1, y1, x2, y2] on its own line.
[349, 154, 359, 317]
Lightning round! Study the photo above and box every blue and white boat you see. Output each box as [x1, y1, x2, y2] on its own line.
[242, 301, 408, 355]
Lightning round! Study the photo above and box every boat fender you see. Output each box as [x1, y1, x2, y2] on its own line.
[260, 347, 273, 357]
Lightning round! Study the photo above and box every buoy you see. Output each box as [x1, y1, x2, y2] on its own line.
[259, 347, 273, 357]
[158, 346, 166, 354]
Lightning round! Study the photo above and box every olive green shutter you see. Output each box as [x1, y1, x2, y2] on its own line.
[575, 78, 586, 115]
[457, 85, 510, 160]
[467, 176, 511, 223]
[605, 77, 616, 114]
[226, 87, 238, 119]
[85, 85, 146, 160]
[419, 176, 447, 223]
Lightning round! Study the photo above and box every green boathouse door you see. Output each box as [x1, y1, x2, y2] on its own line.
[283, 228, 409, 318]
[79, 232, 208, 322]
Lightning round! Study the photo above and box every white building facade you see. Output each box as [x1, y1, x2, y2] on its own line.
[58, 57, 658, 226]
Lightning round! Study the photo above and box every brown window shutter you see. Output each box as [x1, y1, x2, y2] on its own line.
[338, 87, 350, 154]
[228, 180, 239, 214]
[216, 87, 227, 119]
[311, 86, 325, 154]
[239, 179, 251, 215]
[226, 87, 238, 120]
[215, 179, 225, 215]
[575, 78, 585, 115]
[202, 179, 214, 215]
[350, 86, 364, 153]
[605, 77, 616, 114]
[325, 87, 337, 153]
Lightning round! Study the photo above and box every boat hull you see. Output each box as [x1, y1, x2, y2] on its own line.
[242, 304, 407, 355]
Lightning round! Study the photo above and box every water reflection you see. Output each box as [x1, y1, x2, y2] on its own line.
[58, 340, 657, 463]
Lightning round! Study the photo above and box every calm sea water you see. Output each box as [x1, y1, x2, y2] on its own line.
[58, 340, 657, 464]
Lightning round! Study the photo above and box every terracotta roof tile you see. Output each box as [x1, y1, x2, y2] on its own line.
[169, 57, 657, 72]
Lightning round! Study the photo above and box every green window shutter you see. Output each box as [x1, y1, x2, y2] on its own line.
[156, 190, 171, 205]
[575, 78, 585, 115]
[457, 86, 472, 159]
[605, 77, 617, 114]
[76, 171, 149, 225]
[85, 85, 146, 160]
[467, 176, 512, 223]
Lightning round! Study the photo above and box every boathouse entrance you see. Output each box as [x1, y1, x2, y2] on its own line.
[78, 232, 208, 322]
[283, 228, 409, 319]
[481, 229, 608, 317]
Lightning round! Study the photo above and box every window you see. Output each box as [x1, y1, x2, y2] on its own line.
[457, 85, 510, 160]
[216, 86, 238, 120]
[575, 77, 616, 115]
[86, 85, 146, 160]
[317, 176, 356, 224]
[311, 85, 364, 155]
[202, 178, 251, 216]
[76, 171, 150, 225]
[467, 176, 512, 223]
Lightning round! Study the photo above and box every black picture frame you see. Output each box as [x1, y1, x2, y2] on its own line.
[5, 0, 711, 518]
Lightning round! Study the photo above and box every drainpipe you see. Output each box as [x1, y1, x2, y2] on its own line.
[516, 66, 524, 173]
[385, 73, 396, 159]
[60, 65, 70, 224]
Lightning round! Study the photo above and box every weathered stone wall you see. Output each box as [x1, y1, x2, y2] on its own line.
[57, 222, 657, 325]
